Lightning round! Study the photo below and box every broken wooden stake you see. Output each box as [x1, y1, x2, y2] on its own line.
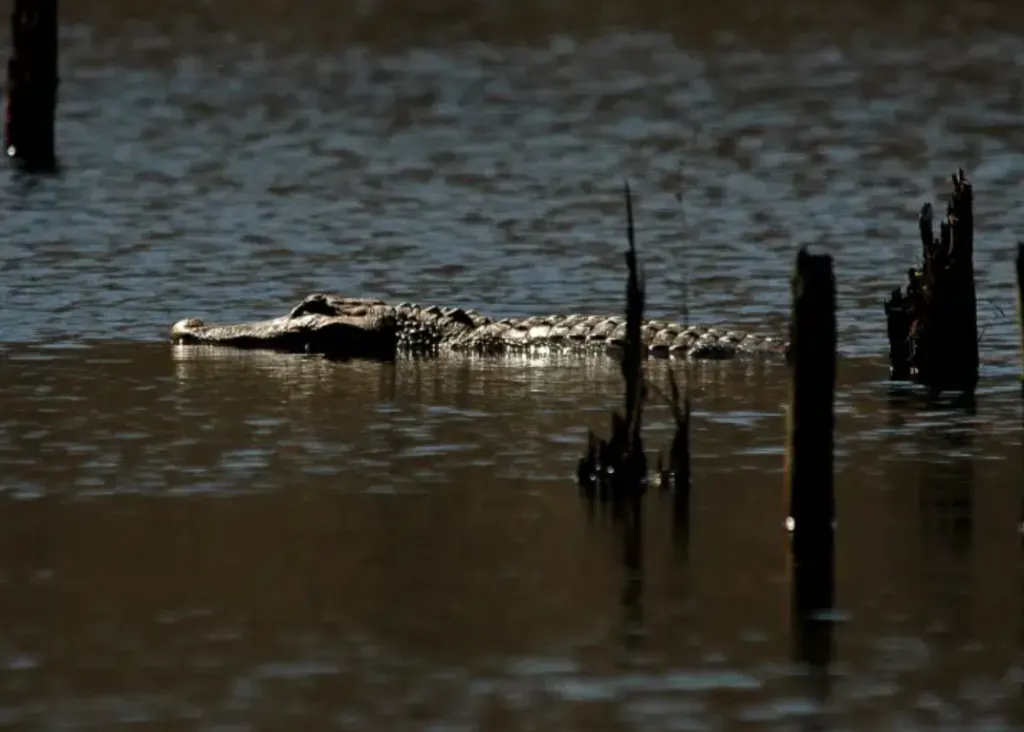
[785, 248, 836, 566]
[5, 0, 59, 172]
[1017, 242, 1023, 393]
[884, 170, 979, 396]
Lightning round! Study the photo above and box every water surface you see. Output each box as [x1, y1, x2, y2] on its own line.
[1, 0, 1023, 728]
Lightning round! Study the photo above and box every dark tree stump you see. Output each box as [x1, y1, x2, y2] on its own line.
[1017, 242, 1023, 394]
[885, 170, 979, 397]
[5, 0, 59, 172]
[785, 248, 836, 566]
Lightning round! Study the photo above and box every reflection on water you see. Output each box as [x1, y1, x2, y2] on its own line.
[1, 343, 1023, 729]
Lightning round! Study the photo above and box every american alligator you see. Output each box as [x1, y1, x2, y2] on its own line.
[170, 293, 791, 362]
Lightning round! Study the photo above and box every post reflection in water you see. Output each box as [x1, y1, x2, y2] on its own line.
[788, 522, 836, 732]
[915, 418, 977, 685]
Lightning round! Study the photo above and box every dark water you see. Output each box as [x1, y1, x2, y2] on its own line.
[2, 0, 1024, 729]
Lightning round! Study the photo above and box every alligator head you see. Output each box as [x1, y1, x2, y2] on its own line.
[171, 295, 399, 360]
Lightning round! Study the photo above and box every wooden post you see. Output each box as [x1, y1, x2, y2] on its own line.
[786, 248, 837, 688]
[917, 172, 979, 396]
[1017, 243, 1023, 393]
[884, 171, 979, 396]
[5, 0, 58, 172]
[785, 248, 836, 564]
[884, 278, 914, 382]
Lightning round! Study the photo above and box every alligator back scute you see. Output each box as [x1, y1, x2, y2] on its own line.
[503, 325, 532, 346]
[649, 328, 678, 355]
[463, 310, 492, 328]
[440, 307, 477, 328]
[547, 321, 574, 342]
[690, 339, 739, 360]
[578, 318, 616, 343]
[528, 324, 552, 342]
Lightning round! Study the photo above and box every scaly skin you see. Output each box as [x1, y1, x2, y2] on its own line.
[170, 293, 790, 361]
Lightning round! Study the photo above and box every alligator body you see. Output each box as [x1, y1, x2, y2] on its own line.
[170, 293, 790, 362]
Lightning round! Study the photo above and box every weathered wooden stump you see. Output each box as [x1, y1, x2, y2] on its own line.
[785, 247, 837, 670]
[1016, 242, 1023, 393]
[785, 248, 836, 566]
[884, 170, 979, 396]
[5, 0, 59, 172]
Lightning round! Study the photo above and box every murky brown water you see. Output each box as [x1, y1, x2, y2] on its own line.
[1, 0, 1024, 728]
